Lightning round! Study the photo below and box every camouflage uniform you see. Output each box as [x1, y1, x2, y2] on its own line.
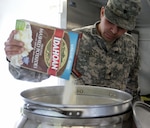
[9, 64, 50, 82]
[72, 21, 140, 100]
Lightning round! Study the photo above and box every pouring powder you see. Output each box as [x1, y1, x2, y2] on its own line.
[62, 76, 77, 105]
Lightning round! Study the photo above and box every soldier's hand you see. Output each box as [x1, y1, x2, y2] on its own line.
[4, 30, 25, 60]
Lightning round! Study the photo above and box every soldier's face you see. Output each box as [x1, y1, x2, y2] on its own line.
[99, 7, 127, 42]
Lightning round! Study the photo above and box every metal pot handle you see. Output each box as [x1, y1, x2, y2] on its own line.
[24, 104, 82, 118]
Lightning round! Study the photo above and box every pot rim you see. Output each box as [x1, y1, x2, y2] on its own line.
[21, 85, 133, 118]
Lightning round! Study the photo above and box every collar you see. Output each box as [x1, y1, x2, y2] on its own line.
[91, 21, 101, 37]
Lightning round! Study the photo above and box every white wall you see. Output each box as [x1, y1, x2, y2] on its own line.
[0, 0, 66, 127]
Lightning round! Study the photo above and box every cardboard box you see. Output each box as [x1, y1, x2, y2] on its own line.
[12, 19, 81, 80]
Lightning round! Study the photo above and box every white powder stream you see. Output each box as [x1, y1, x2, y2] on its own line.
[62, 76, 77, 105]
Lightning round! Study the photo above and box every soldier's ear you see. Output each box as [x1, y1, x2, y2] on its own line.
[100, 6, 105, 19]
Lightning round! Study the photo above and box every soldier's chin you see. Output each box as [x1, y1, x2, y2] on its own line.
[104, 36, 117, 43]
[104, 38, 114, 43]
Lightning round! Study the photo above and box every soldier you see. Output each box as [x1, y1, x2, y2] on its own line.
[4, 0, 141, 127]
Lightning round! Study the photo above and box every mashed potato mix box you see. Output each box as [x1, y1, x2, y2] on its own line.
[11, 19, 81, 80]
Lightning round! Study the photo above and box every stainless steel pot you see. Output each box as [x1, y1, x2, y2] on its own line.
[15, 85, 133, 128]
[133, 101, 150, 128]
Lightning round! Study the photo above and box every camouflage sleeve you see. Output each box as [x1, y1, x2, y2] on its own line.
[8, 63, 50, 82]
